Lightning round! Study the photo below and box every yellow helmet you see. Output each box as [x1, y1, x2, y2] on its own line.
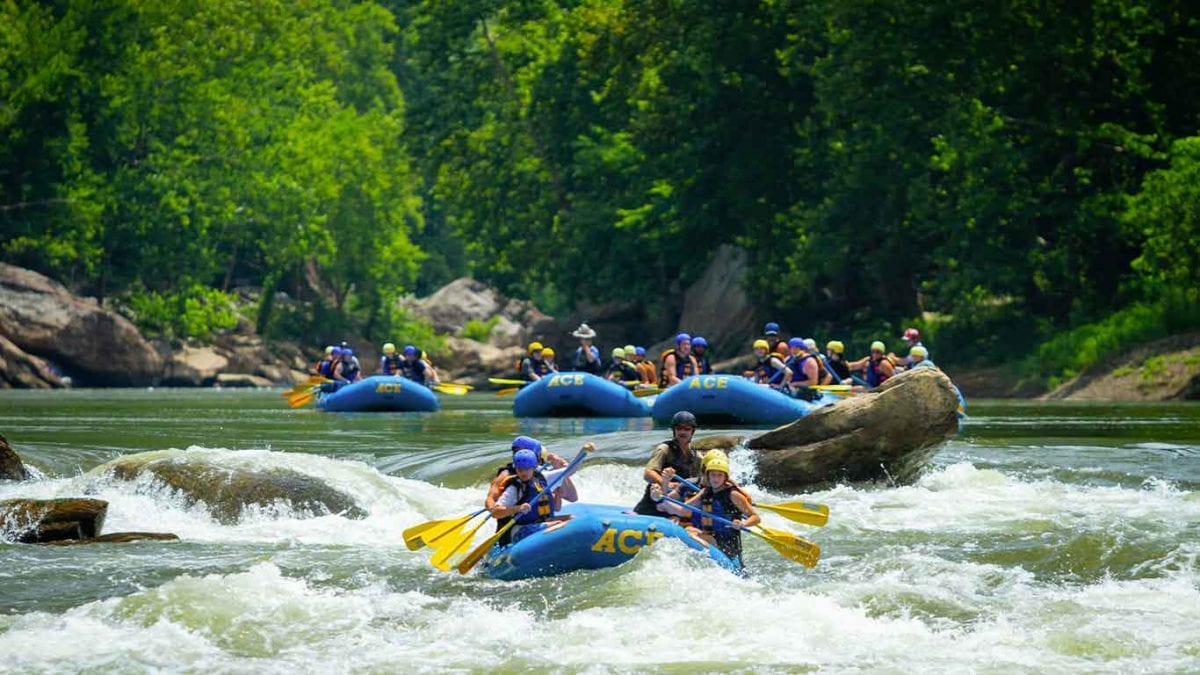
[870, 340, 886, 352]
[612, 347, 626, 359]
[753, 339, 770, 350]
[910, 345, 928, 358]
[325, 345, 335, 355]
[826, 340, 845, 354]
[382, 342, 396, 354]
[623, 344, 636, 354]
[702, 450, 730, 475]
[542, 347, 555, 358]
[528, 341, 544, 353]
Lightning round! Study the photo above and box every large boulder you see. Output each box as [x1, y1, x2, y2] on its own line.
[0, 498, 107, 543]
[399, 278, 552, 348]
[0, 334, 64, 388]
[94, 452, 366, 523]
[675, 244, 758, 358]
[436, 336, 526, 386]
[161, 345, 229, 386]
[748, 368, 961, 488]
[0, 263, 162, 386]
[0, 434, 30, 481]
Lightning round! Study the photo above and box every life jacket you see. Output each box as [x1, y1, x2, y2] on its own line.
[787, 354, 826, 386]
[658, 349, 698, 387]
[608, 359, 640, 382]
[517, 357, 551, 380]
[692, 484, 750, 560]
[380, 354, 403, 376]
[504, 471, 554, 526]
[637, 360, 658, 384]
[572, 346, 602, 374]
[827, 356, 852, 381]
[336, 360, 359, 381]
[398, 358, 426, 385]
[694, 352, 712, 375]
[633, 440, 703, 516]
[754, 354, 787, 385]
[315, 358, 334, 378]
[864, 355, 892, 387]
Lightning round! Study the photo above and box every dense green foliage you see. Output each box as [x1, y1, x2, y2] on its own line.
[3, 0, 1199, 378]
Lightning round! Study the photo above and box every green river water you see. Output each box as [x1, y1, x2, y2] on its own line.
[1, 389, 1199, 673]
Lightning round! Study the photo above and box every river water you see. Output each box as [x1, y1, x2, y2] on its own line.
[1, 390, 1199, 673]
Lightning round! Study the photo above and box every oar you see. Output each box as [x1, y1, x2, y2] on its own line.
[811, 384, 851, 391]
[430, 516, 491, 571]
[488, 377, 528, 386]
[282, 375, 330, 397]
[667, 476, 829, 527]
[497, 387, 520, 397]
[454, 445, 592, 575]
[660, 495, 820, 567]
[633, 387, 661, 397]
[432, 383, 470, 396]
[287, 390, 317, 408]
[402, 508, 487, 551]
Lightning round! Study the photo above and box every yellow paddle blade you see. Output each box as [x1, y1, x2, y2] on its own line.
[633, 387, 661, 397]
[429, 518, 490, 571]
[811, 384, 851, 391]
[287, 391, 316, 408]
[446, 382, 475, 390]
[403, 519, 446, 551]
[757, 501, 830, 527]
[496, 387, 520, 397]
[488, 377, 527, 386]
[403, 511, 479, 551]
[456, 520, 515, 575]
[751, 527, 820, 567]
[432, 383, 469, 396]
[417, 511, 486, 550]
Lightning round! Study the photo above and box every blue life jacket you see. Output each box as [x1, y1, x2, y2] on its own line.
[316, 358, 334, 378]
[692, 484, 750, 560]
[505, 471, 554, 525]
[336, 360, 359, 381]
[572, 346, 602, 374]
[399, 358, 427, 385]
[695, 353, 712, 375]
[754, 355, 786, 384]
[864, 356, 890, 388]
[380, 354, 403, 376]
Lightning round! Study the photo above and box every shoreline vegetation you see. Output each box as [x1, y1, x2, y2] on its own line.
[2, 2, 1198, 399]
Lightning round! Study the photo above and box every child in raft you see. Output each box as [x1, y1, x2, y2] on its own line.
[650, 450, 760, 567]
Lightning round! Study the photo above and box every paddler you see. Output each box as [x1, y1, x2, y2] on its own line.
[751, 339, 791, 389]
[541, 346, 559, 373]
[847, 341, 895, 388]
[824, 340, 852, 382]
[379, 343, 402, 375]
[785, 337, 823, 399]
[633, 346, 657, 384]
[692, 336, 713, 374]
[332, 348, 362, 383]
[633, 411, 705, 516]
[889, 327, 927, 368]
[651, 449, 760, 568]
[485, 436, 569, 545]
[315, 346, 336, 378]
[489, 440, 589, 544]
[570, 323, 602, 375]
[763, 322, 785, 357]
[398, 345, 428, 385]
[519, 342, 551, 381]
[907, 345, 936, 370]
[659, 333, 700, 387]
[605, 347, 640, 383]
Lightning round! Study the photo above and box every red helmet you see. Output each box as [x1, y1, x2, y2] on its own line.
[902, 328, 920, 341]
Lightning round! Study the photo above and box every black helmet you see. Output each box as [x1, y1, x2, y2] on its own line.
[670, 411, 697, 428]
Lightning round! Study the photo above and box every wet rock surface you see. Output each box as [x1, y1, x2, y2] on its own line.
[0, 498, 108, 543]
[0, 433, 30, 481]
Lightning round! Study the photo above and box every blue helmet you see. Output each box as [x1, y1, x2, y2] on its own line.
[764, 322, 780, 335]
[788, 337, 805, 349]
[330, 347, 343, 356]
[341, 349, 354, 357]
[403, 344, 417, 356]
[511, 435, 542, 454]
[635, 346, 646, 356]
[675, 332, 692, 344]
[513, 449, 539, 470]
[692, 336, 708, 348]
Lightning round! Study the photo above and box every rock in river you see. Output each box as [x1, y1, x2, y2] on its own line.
[1, 433, 30, 481]
[748, 368, 961, 488]
[94, 452, 367, 523]
[0, 498, 108, 543]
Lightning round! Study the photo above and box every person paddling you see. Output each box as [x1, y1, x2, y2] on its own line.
[380, 343, 402, 376]
[659, 333, 700, 387]
[541, 347, 559, 373]
[824, 341, 852, 382]
[785, 337, 824, 399]
[332, 348, 361, 383]
[633, 411, 705, 516]
[485, 436, 568, 545]
[519, 342, 551, 381]
[692, 336, 713, 374]
[751, 339, 791, 389]
[315, 346, 337, 378]
[651, 449, 760, 568]
[633, 346, 657, 384]
[847, 341, 895, 388]
[489, 443, 588, 544]
[890, 327, 927, 368]
[395, 345, 428, 385]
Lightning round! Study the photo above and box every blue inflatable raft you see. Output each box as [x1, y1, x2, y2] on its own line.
[651, 374, 839, 426]
[512, 372, 650, 418]
[316, 375, 440, 413]
[479, 503, 739, 580]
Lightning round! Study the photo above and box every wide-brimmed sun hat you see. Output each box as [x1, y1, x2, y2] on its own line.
[571, 323, 597, 339]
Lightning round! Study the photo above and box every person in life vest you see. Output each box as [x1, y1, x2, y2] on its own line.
[633, 411, 706, 516]
[395, 345, 428, 385]
[315, 346, 336, 377]
[332, 348, 362, 383]
[651, 449, 760, 567]
[824, 341, 852, 382]
[907, 345, 937, 370]
[489, 441, 590, 544]
[803, 338, 840, 384]
[569, 323, 602, 375]
[519, 342, 551, 381]
[751, 339, 792, 389]
[692, 336, 713, 374]
[419, 349, 441, 386]
[541, 347, 559, 373]
[633, 346, 657, 384]
[848, 341, 896, 388]
[605, 347, 641, 383]
[659, 333, 701, 387]
[485, 435, 570, 546]
[338, 341, 362, 373]
[890, 327, 928, 368]
[785, 337, 824, 391]
[379, 343, 402, 376]
[763, 322, 785, 357]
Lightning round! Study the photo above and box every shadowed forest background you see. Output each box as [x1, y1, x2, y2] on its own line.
[3, 0, 1199, 387]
